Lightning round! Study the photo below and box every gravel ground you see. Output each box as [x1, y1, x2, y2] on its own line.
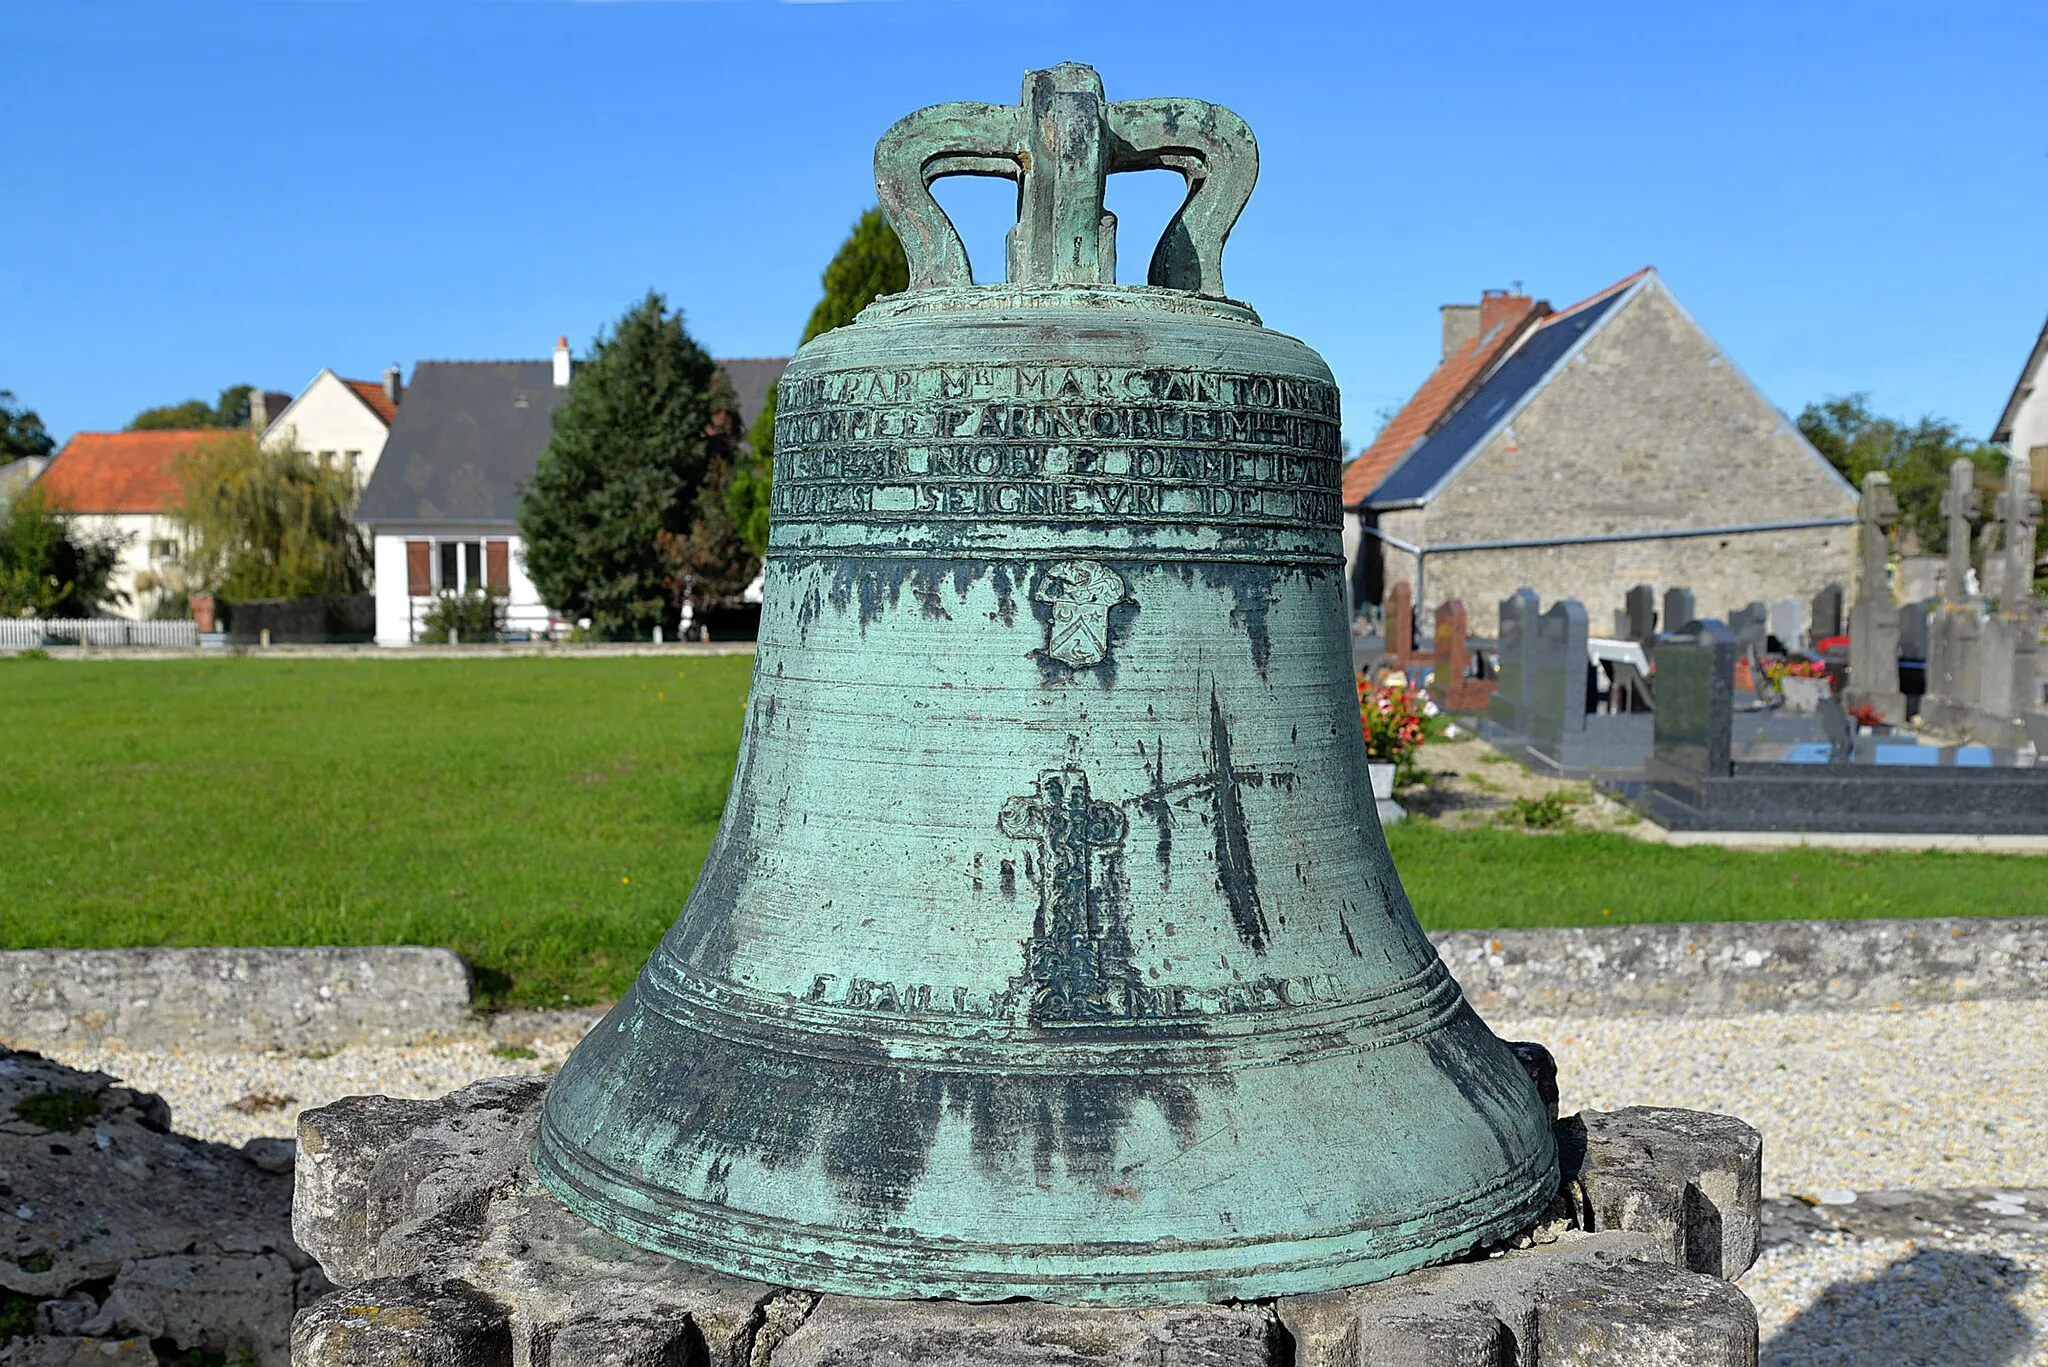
[41, 998, 2048, 1362]
[56, 1038, 575, 1147]
[1493, 998, 2048, 1196]
[1747, 1230, 2048, 1366]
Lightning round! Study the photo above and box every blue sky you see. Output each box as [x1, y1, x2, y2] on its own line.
[4, 0, 2044, 452]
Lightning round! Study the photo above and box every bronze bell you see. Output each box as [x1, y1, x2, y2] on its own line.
[536, 61, 1557, 1305]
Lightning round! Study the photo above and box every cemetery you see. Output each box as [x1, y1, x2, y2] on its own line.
[3, 44, 2046, 1367]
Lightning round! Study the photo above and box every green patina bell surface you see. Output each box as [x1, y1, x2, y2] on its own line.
[537, 62, 1558, 1305]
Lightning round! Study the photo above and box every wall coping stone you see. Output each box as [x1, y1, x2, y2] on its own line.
[0, 948, 476, 1053]
[1429, 915, 2048, 1017]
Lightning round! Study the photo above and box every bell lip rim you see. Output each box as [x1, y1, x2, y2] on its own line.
[531, 1113, 1561, 1306]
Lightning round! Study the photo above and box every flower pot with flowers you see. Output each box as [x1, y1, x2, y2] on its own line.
[1358, 673, 1430, 794]
[1763, 657, 1832, 713]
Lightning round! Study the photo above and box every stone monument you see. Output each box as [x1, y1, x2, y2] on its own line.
[1844, 471, 1905, 722]
[1928, 454, 2042, 742]
[284, 64, 1767, 1366]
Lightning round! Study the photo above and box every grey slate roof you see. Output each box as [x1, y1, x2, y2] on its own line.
[354, 362, 566, 529]
[1366, 283, 1636, 509]
[722, 357, 787, 433]
[354, 355, 790, 531]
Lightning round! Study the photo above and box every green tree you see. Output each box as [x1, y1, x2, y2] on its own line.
[1798, 394, 2007, 555]
[518, 291, 739, 638]
[131, 384, 254, 431]
[174, 432, 369, 600]
[0, 391, 55, 465]
[0, 485, 129, 616]
[727, 209, 908, 554]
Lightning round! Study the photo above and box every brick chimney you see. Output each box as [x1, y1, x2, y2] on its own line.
[1441, 289, 1535, 360]
[383, 366, 404, 407]
[248, 390, 291, 433]
[1478, 286, 1530, 334]
[1439, 304, 1480, 361]
[553, 337, 572, 388]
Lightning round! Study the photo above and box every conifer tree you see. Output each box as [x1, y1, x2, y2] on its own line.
[518, 292, 737, 638]
[728, 210, 908, 553]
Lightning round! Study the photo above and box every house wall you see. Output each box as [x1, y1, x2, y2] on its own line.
[1376, 280, 1857, 632]
[72, 512, 188, 620]
[264, 373, 392, 489]
[371, 529, 551, 646]
[2010, 382, 2048, 472]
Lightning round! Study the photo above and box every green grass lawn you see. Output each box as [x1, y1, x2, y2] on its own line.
[2, 655, 748, 1007]
[4, 656, 2042, 1007]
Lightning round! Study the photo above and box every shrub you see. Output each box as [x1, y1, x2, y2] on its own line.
[1502, 791, 1577, 829]
[420, 589, 506, 645]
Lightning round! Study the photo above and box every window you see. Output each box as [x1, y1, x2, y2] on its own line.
[344, 451, 361, 479]
[435, 539, 486, 592]
[318, 450, 336, 469]
[149, 539, 179, 563]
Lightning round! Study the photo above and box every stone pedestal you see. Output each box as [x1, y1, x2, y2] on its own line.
[289, 1066, 1762, 1367]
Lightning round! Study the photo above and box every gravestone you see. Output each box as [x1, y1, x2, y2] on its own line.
[1898, 602, 1930, 659]
[1973, 454, 2041, 734]
[1429, 598, 1496, 712]
[1385, 580, 1421, 667]
[1646, 620, 1736, 783]
[1624, 584, 1657, 648]
[1993, 450, 2041, 613]
[1898, 599, 1931, 701]
[1940, 458, 1980, 603]
[1661, 587, 1695, 641]
[1845, 472, 1905, 723]
[1816, 695, 1854, 761]
[1925, 455, 2041, 743]
[1728, 602, 1769, 658]
[1531, 601, 1592, 742]
[1524, 599, 1655, 775]
[1632, 614, 2048, 835]
[1483, 588, 1541, 739]
[1768, 597, 1803, 654]
[1810, 584, 1844, 641]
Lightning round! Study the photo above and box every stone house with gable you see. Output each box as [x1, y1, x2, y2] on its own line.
[1344, 269, 1857, 631]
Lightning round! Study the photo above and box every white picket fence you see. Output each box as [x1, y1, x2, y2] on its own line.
[0, 618, 201, 649]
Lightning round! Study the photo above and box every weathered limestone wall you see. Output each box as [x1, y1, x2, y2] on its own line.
[1378, 281, 1856, 627]
[0, 948, 475, 1053]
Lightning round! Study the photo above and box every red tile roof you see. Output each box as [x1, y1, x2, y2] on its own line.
[341, 378, 398, 424]
[1342, 292, 1547, 507]
[38, 430, 228, 514]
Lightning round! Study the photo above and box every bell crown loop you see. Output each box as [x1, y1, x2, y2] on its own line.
[875, 61, 1257, 297]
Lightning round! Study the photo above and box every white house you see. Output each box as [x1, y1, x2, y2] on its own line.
[258, 368, 400, 488]
[1994, 312, 2048, 473]
[353, 341, 788, 646]
[35, 430, 219, 618]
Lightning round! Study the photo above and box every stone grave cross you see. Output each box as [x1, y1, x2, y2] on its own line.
[1992, 452, 2040, 612]
[1847, 471, 1903, 721]
[1940, 457, 1980, 602]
